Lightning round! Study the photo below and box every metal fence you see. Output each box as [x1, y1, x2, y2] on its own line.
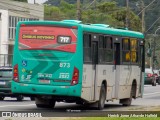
[0, 54, 13, 67]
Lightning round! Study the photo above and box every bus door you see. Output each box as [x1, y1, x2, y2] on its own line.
[139, 39, 145, 97]
[112, 37, 121, 98]
[92, 41, 98, 101]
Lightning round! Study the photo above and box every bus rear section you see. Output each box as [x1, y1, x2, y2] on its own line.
[12, 22, 83, 108]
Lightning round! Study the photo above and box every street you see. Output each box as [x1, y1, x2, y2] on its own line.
[0, 85, 160, 117]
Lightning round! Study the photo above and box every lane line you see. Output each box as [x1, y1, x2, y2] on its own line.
[144, 92, 160, 96]
[0, 104, 35, 108]
[0, 102, 64, 108]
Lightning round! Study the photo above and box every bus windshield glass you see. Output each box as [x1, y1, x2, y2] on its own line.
[19, 25, 77, 52]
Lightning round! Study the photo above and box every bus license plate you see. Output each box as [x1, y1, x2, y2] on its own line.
[39, 80, 50, 84]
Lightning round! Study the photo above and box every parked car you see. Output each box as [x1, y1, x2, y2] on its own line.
[144, 68, 156, 86]
[0, 67, 34, 101]
[153, 69, 160, 85]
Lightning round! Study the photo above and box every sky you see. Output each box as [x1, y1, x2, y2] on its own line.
[27, 0, 48, 4]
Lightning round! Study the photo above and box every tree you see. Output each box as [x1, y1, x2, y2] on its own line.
[44, 1, 141, 31]
[44, 0, 76, 20]
[44, 5, 64, 20]
[82, 1, 141, 31]
[12, 0, 27, 2]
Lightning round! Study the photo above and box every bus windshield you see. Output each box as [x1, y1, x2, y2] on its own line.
[19, 25, 77, 52]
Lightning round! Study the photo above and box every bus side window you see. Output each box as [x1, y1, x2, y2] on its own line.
[83, 33, 92, 63]
[122, 38, 130, 62]
[105, 36, 113, 62]
[99, 35, 105, 63]
[130, 38, 138, 63]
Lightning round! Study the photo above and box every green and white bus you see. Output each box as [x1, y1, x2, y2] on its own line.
[12, 20, 145, 110]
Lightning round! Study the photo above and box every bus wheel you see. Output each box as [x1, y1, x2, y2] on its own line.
[97, 84, 106, 110]
[17, 95, 24, 101]
[120, 84, 136, 106]
[30, 97, 35, 101]
[36, 100, 56, 108]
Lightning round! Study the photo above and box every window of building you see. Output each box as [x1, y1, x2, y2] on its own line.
[8, 16, 39, 40]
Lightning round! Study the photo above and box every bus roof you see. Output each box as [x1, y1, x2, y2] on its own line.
[17, 20, 144, 39]
[82, 24, 144, 39]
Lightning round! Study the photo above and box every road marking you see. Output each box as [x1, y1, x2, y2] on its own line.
[0, 102, 65, 108]
[0, 104, 35, 108]
[144, 92, 160, 96]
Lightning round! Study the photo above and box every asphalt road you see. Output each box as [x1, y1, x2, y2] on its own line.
[0, 85, 160, 117]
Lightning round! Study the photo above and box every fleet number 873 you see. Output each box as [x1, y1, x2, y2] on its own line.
[59, 63, 70, 68]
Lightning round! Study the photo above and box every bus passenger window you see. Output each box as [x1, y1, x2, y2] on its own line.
[122, 38, 130, 62]
[104, 36, 113, 62]
[83, 34, 91, 62]
[130, 39, 138, 63]
[99, 36, 105, 63]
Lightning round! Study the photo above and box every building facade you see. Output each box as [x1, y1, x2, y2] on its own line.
[0, 0, 44, 66]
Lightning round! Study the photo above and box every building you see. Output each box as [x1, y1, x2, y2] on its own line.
[0, 0, 44, 66]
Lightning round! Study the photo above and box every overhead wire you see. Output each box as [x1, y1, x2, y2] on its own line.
[137, 0, 156, 16]
[145, 16, 160, 33]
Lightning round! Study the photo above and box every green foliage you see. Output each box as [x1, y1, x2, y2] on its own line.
[45, 0, 160, 33]
[45, 0, 84, 6]
[45, 5, 64, 20]
[59, 0, 76, 19]
[97, 2, 117, 13]
[44, 0, 76, 20]
[68, 117, 160, 120]
[44, 0, 142, 31]
[12, 0, 27, 2]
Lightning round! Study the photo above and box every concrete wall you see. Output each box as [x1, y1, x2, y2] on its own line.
[0, 0, 44, 66]
[0, 0, 44, 20]
[0, 10, 9, 55]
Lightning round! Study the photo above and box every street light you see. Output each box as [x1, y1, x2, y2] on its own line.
[153, 26, 160, 69]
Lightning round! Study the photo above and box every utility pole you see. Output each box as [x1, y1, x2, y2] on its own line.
[77, 0, 81, 20]
[125, 0, 129, 28]
[153, 27, 160, 69]
[138, 0, 156, 33]
[34, 0, 36, 4]
[141, 0, 145, 33]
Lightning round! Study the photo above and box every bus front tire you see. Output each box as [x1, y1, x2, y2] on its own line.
[120, 98, 132, 106]
[97, 84, 106, 110]
[120, 83, 136, 106]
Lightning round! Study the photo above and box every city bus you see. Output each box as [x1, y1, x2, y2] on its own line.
[12, 20, 145, 110]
